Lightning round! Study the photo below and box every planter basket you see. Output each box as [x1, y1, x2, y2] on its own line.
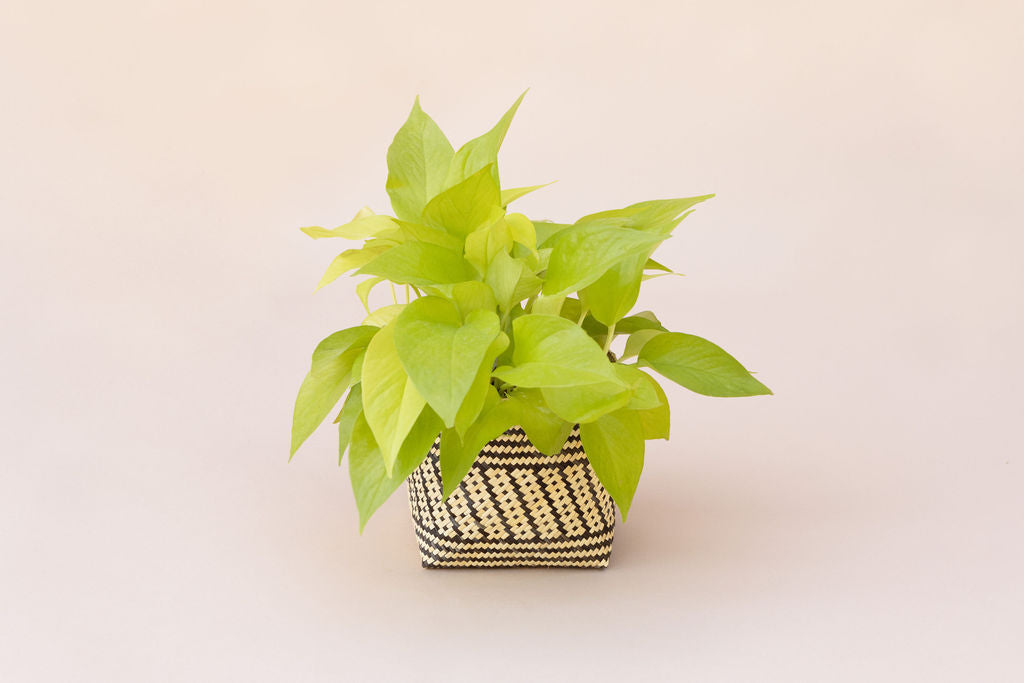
[407, 425, 617, 568]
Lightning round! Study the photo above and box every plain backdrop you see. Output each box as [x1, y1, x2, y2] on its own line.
[2, 1, 1022, 680]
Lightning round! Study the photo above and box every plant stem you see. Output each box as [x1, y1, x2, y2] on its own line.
[602, 321, 616, 354]
[524, 294, 537, 313]
[576, 306, 589, 326]
[389, 282, 398, 304]
[405, 284, 410, 303]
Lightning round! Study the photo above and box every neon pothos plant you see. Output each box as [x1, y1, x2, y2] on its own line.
[291, 93, 771, 530]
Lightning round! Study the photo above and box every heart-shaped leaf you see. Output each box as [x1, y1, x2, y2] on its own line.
[394, 297, 502, 428]
[492, 314, 623, 388]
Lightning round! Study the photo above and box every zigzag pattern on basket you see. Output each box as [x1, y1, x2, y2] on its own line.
[406, 425, 617, 568]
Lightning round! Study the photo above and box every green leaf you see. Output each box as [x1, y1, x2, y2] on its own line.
[615, 312, 666, 334]
[638, 332, 772, 397]
[579, 251, 647, 326]
[362, 303, 405, 328]
[534, 221, 571, 248]
[539, 364, 657, 425]
[614, 364, 662, 410]
[580, 409, 645, 519]
[422, 165, 503, 239]
[360, 322, 427, 474]
[501, 182, 554, 207]
[454, 333, 509, 436]
[440, 394, 519, 498]
[315, 245, 390, 291]
[484, 251, 542, 314]
[507, 390, 574, 455]
[290, 326, 378, 458]
[504, 213, 537, 254]
[355, 276, 386, 313]
[449, 280, 497, 318]
[445, 90, 526, 190]
[621, 329, 664, 360]
[577, 195, 715, 235]
[301, 214, 398, 240]
[357, 241, 477, 287]
[385, 97, 455, 222]
[541, 380, 631, 424]
[379, 220, 464, 251]
[464, 218, 513, 275]
[644, 257, 673, 272]
[492, 314, 623, 388]
[632, 372, 670, 440]
[349, 407, 442, 532]
[543, 222, 664, 297]
[393, 297, 501, 428]
[530, 294, 565, 316]
[336, 384, 362, 465]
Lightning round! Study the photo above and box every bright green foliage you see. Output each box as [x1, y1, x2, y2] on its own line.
[359, 323, 426, 475]
[632, 372, 670, 440]
[454, 332, 509, 436]
[290, 326, 377, 458]
[362, 303, 405, 328]
[355, 276, 386, 313]
[448, 281, 497, 318]
[493, 314, 623, 388]
[543, 222, 665, 297]
[423, 165, 502, 239]
[349, 407, 444, 531]
[439, 394, 515, 497]
[292, 94, 771, 528]
[386, 98, 454, 222]
[504, 389, 573, 455]
[541, 381, 632, 424]
[357, 242, 477, 287]
[622, 328, 664, 360]
[445, 91, 526, 190]
[301, 213, 398, 240]
[580, 252, 646, 326]
[394, 296, 501, 428]
[485, 251, 542, 313]
[638, 332, 773, 397]
[580, 410, 645, 519]
[316, 244, 390, 291]
[335, 384, 362, 464]
[501, 183, 553, 207]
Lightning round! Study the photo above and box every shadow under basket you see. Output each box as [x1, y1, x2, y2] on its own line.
[406, 425, 617, 568]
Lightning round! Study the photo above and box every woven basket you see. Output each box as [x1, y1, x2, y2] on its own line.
[406, 425, 617, 568]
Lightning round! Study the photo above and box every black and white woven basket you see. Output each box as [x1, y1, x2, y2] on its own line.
[407, 425, 616, 568]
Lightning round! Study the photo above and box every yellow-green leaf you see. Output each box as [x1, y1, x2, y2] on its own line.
[315, 245, 390, 291]
[543, 221, 664, 297]
[638, 332, 772, 397]
[349, 407, 442, 531]
[357, 242, 477, 287]
[290, 326, 378, 457]
[336, 384, 362, 465]
[500, 182, 554, 207]
[301, 214, 398, 240]
[580, 409, 645, 519]
[492, 314, 623, 388]
[422, 165, 503, 239]
[385, 97, 454, 222]
[393, 297, 502, 428]
[360, 323, 427, 474]
[445, 91, 526, 190]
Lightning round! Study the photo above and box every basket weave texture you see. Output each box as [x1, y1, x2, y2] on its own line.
[407, 425, 616, 568]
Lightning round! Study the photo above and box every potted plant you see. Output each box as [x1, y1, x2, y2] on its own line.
[290, 93, 771, 568]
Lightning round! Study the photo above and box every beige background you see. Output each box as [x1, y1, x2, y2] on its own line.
[2, 0, 1022, 680]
